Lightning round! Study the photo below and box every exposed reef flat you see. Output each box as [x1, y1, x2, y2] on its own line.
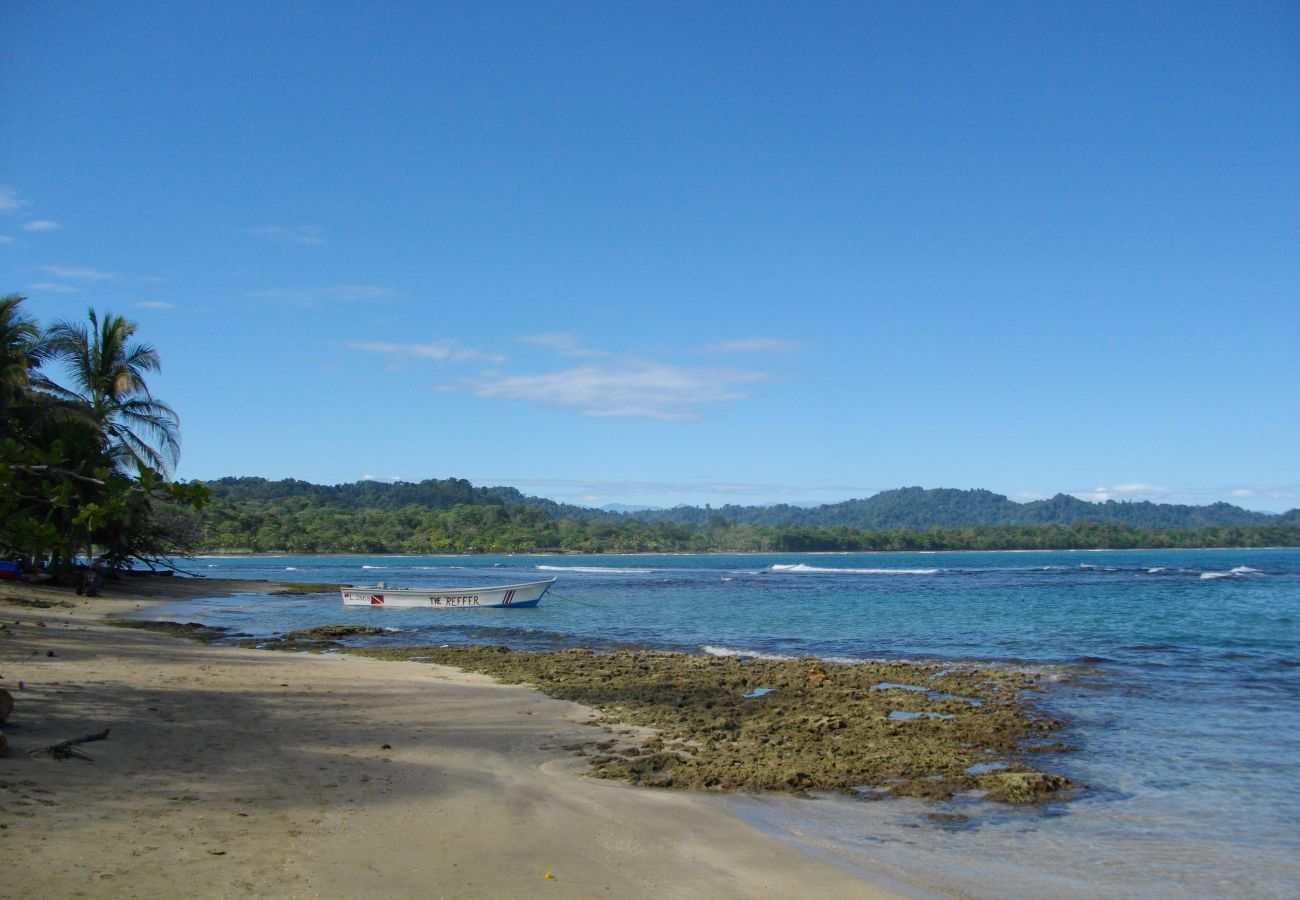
[351, 645, 1073, 803]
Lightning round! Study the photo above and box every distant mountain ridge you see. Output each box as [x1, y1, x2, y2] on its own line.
[624, 487, 1295, 529]
[202, 478, 1296, 530]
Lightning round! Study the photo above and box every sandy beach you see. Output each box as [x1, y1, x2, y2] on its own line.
[0, 577, 906, 898]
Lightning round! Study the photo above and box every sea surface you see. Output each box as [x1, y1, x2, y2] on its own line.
[139, 549, 1300, 898]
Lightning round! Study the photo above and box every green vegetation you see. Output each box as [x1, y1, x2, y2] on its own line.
[193, 476, 1300, 553]
[0, 295, 209, 577]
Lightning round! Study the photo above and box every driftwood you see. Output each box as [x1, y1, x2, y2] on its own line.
[30, 727, 110, 760]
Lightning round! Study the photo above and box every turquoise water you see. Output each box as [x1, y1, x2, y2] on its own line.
[143, 548, 1300, 898]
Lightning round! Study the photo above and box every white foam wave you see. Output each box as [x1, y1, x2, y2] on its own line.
[769, 563, 939, 576]
[361, 565, 387, 569]
[1200, 566, 1266, 581]
[535, 565, 656, 574]
[284, 566, 298, 571]
[702, 645, 796, 661]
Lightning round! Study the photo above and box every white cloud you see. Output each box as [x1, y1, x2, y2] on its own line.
[1068, 483, 1300, 510]
[22, 220, 60, 232]
[464, 361, 766, 421]
[27, 282, 77, 293]
[40, 265, 116, 281]
[0, 186, 22, 212]
[1073, 483, 1166, 503]
[705, 337, 802, 354]
[245, 224, 326, 246]
[348, 339, 506, 365]
[516, 332, 611, 358]
[136, 301, 175, 310]
[353, 333, 785, 422]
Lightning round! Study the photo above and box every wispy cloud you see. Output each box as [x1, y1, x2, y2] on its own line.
[1074, 483, 1165, 503]
[245, 224, 326, 246]
[326, 285, 393, 301]
[0, 186, 23, 213]
[0, 235, 12, 245]
[352, 331, 786, 422]
[22, 220, 60, 232]
[136, 300, 175, 310]
[464, 361, 767, 421]
[27, 282, 78, 293]
[1069, 483, 1300, 510]
[516, 332, 611, 359]
[249, 285, 394, 306]
[40, 265, 116, 282]
[705, 337, 802, 354]
[348, 339, 506, 365]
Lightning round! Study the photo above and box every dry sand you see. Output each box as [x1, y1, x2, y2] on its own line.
[0, 577, 910, 898]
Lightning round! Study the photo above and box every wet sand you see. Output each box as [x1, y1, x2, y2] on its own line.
[0, 576, 905, 898]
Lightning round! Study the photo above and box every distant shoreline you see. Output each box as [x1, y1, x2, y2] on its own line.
[189, 544, 1298, 557]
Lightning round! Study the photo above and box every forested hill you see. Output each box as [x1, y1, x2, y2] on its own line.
[202, 476, 596, 518]
[192, 477, 1298, 553]
[203, 478, 1295, 529]
[625, 487, 1296, 529]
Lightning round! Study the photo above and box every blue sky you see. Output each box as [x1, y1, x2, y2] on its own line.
[3, 2, 1298, 511]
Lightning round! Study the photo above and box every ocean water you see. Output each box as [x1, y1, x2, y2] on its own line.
[141, 549, 1300, 898]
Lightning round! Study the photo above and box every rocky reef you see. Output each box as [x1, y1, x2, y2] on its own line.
[353, 645, 1074, 803]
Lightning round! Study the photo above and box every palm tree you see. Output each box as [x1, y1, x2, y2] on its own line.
[45, 309, 181, 477]
[0, 294, 48, 411]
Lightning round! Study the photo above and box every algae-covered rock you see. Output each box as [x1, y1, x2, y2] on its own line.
[282, 625, 386, 640]
[979, 771, 1072, 803]
[105, 619, 230, 643]
[352, 645, 1075, 803]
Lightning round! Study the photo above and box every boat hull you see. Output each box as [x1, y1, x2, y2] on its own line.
[340, 577, 556, 609]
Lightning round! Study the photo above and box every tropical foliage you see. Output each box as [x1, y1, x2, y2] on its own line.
[0, 295, 208, 576]
[193, 477, 1300, 554]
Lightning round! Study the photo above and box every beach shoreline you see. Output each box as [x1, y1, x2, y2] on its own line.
[1, 575, 912, 898]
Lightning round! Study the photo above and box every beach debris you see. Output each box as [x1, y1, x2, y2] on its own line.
[0, 731, 7, 756]
[0, 687, 13, 722]
[543, 871, 554, 880]
[30, 727, 110, 761]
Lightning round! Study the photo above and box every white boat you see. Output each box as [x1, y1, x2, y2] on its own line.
[340, 577, 556, 609]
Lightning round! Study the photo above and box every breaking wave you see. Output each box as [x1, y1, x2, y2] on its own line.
[535, 565, 657, 574]
[770, 563, 940, 575]
[1200, 565, 1266, 581]
[702, 644, 796, 661]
